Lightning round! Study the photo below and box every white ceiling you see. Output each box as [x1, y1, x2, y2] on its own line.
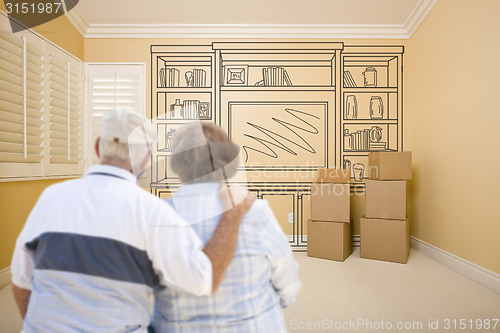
[67, 0, 438, 38]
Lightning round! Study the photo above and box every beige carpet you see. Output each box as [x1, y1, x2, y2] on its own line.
[1, 249, 499, 332]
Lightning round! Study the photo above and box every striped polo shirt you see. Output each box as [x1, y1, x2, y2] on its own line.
[11, 165, 212, 332]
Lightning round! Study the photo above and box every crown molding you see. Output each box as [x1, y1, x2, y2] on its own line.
[70, 0, 438, 39]
[84, 23, 411, 39]
[63, 6, 89, 36]
[404, 0, 439, 37]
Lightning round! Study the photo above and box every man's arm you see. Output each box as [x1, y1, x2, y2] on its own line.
[202, 185, 255, 294]
[12, 284, 31, 319]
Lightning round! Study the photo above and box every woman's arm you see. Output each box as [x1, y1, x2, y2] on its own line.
[260, 201, 301, 308]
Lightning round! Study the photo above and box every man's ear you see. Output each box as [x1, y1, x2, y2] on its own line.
[95, 137, 101, 159]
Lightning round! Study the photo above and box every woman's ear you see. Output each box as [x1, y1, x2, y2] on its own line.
[95, 137, 101, 159]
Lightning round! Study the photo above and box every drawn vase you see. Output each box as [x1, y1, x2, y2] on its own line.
[345, 95, 358, 120]
[344, 129, 353, 151]
[170, 99, 183, 119]
[344, 159, 352, 172]
[363, 67, 377, 87]
[353, 163, 365, 182]
[370, 96, 383, 119]
[185, 71, 194, 87]
[369, 126, 383, 142]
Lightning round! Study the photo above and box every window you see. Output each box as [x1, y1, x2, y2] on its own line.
[0, 13, 84, 180]
[86, 64, 145, 166]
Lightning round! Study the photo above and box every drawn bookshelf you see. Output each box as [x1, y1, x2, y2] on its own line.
[340, 46, 404, 184]
[150, 43, 404, 248]
[150, 45, 216, 185]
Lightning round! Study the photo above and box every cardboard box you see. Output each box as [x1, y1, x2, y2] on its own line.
[317, 168, 350, 183]
[311, 183, 350, 222]
[360, 217, 410, 264]
[307, 220, 352, 261]
[368, 151, 412, 180]
[365, 180, 406, 220]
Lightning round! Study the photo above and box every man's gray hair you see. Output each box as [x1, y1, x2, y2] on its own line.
[99, 138, 150, 165]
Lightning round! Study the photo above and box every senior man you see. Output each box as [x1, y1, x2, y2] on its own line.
[11, 108, 254, 332]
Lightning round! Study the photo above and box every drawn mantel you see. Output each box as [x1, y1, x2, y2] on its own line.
[150, 43, 404, 248]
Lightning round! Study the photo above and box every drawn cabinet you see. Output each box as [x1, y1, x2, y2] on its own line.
[213, 43, 342, 183]
[340, 46, 404, 183]
[150, 46, 216, 186]
[149, 43, 404, 248]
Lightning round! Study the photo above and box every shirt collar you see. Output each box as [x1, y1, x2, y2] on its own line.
[86, 164, 137, 183]
[176, 182, 221, 196]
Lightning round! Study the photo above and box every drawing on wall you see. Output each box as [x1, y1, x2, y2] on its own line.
[199, 102, 211, 119]
[254, 67, 293, 86]
[225, 65, 248, 85]
[165, 99, 211, 120]
[150, 43, 403, 247]
[157, 123, 183, 152]
[229, 103, 326, 168]
[185, 68, 207, 87]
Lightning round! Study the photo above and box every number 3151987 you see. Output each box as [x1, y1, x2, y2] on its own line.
[5, 2, 63, 14]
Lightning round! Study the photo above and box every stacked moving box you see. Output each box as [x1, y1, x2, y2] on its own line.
[307, 169, 353, 262]
[360, 152, 412, 264]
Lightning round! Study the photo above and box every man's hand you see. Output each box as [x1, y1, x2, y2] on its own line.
[218, 184, 255, 214]
[12, 284, 31, 319]
[202, 185, 256, 294]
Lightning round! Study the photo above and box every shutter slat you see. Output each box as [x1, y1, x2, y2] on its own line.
[0, 131, 43, 145]
[1, 79, 23, 96]
[0, 70, 23, 89]
[49, 104, 68, 117]
[0, 99, 23, 116]
[50, 155, 79, 164]
[0, 31, 23, 49]
[0, 110, 43, 128]
[0, 142, 43, 155]
[0, 152, 43, 163]
[49, 113, 68, 126]
[0, 89, 23, 107]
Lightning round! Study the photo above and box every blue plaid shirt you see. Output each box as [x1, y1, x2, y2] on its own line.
[152, 182, 300, 333]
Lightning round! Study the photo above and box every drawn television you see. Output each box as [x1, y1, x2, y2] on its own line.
[228, 102, 327, 169]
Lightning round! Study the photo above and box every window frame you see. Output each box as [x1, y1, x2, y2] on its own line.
[85, 63, 147, 173]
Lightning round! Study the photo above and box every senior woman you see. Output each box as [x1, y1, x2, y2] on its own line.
[152, 123, 300, 333]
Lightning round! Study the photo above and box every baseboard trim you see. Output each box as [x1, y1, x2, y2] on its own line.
[353, 235, 360, 248]
[289, 235, 360, 247]
[0, 267, 11, 288]
[411, 237, 500, 294]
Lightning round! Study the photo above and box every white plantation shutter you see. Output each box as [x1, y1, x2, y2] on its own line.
[47, 47, 83, 175]
[87, 64, 145, 165]
[69, 61, 83, 165]
[0, 17, 45, 178]
[0, 13, 84, 180]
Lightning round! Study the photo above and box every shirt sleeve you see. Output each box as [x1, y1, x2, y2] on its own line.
[10, 189, 50, 290]
[144, 202, 212, 296]
[259, 200, 301, 308]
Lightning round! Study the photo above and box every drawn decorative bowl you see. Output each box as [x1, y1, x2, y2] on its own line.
[369, 126, 383, 142]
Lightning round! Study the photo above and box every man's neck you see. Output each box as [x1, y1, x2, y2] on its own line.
[100, 160, 135, 176]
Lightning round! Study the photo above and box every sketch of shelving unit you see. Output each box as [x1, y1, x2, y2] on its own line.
[340, 46, 404, 184]
[149, 43, 404, 249]
[150, 45, 216, 185]
[212, 42, 343, 249]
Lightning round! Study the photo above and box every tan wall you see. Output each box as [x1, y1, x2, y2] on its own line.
[409, 0, 500, 274]
[0, 5, 83, 59]
[0, 179, 69, 268]
[85, 38, 409, 236]
[0, 10, 84, 270]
